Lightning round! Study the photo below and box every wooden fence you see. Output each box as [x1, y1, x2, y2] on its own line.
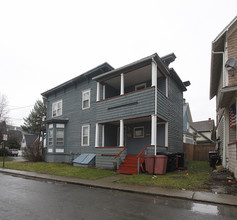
[183, 143, 215, 162]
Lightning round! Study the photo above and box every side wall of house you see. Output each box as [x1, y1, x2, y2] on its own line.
[228, 143, 237, 180]
[228, 28, 237, 86]
[45, 79, 97, 162]
[166, 78, 184, 153]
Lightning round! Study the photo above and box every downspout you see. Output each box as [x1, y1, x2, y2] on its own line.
[223, 110, 226, 168]
[152, 58, 158, 155]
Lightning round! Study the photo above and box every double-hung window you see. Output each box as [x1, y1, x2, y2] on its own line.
[52, 100, 62, 117]
[82, 89, 90, 109]
[48, 124, 53, 146]
[82, 124, 90, 146]
[56, 124, 65, 146]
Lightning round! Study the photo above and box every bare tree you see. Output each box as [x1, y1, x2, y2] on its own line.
[0, 93, 9, 122]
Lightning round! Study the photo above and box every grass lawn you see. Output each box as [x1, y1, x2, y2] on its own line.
[1, 161, 117, 180]
[0, 157, 12, 162]
[117, 161, 212, 191]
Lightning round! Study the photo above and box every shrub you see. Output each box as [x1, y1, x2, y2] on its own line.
[0, 148, 9, 156]
[23, 140, 42, 162]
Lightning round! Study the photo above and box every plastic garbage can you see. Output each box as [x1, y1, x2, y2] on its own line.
[144, 155, 155, 174]
[154, 155, 168, 175]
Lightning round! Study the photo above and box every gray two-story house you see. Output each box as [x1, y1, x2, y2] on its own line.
[42, 53, 188, 174]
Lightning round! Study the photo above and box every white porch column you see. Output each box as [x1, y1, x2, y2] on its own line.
[151, 115, 157, 146]
[119, 119, 124, 147]
[165, 122, 168, 146]
[120, 73, 124, 95]
[102, 85, 106, 100]
[102, 124, 105, 147]
[151, 60, 157, 87]
[96, 82, 100, 102]
[95, 123, 99, 147]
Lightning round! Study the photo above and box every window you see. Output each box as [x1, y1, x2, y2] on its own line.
[52, 100, 62, 117]
[133, 127, 144, 138]
[82, 124, 90, 146]
[56, 124, 64, 146]
[82, 89, 90, 109]
[135, 83, 146, 91]
[48, 124, 53, 146]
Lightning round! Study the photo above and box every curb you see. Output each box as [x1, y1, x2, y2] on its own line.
[1, 168, 237, 207]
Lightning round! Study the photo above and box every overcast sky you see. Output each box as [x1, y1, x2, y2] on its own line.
[1, 0, 237, 126]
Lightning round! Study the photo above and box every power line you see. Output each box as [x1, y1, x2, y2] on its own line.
[8, 105, 34, 111]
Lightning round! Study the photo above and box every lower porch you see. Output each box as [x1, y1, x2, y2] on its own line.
[95, 115, 168, 171]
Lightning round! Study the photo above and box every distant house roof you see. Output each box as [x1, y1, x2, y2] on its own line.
[190, 119, 215, 132]
[24, 134, 38, 146]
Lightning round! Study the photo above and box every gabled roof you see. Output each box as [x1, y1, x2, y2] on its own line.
[210, 16, 237, 99]
[190, 119, 215, 132]
[41, 62, 114, 98]
[183, 102, 193, 123]
[24, 134, 38, 146]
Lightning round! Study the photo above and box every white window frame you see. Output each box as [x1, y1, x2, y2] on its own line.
[52, 100, 62, 117]
[82, 89, 91, 110]
[82, 124, 90, 146]
[56, 124, 65, 146]
[135, 83, 146, 91]
[48, 127, 53, 146]
[133, 126, 144, 138]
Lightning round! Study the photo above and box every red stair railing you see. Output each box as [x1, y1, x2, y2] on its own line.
[137, 146, 148, 174]
[114, 146, 127, 169]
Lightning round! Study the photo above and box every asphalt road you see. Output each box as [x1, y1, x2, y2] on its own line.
[0, 173, 237, 220]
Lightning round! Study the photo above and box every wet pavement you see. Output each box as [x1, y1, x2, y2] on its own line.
[1, 173, 237, 220]
[0, 168, 237, 207]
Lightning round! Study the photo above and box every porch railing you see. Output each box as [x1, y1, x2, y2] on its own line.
[137, 146, 148, 174]
[114, 146, 127, 169]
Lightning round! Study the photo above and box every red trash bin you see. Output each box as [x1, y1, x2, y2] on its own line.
[144, 155, 155, 174]
[154, 155, 168, 175]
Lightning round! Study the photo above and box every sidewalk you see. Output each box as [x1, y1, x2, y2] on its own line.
[1, 168, 237, 207]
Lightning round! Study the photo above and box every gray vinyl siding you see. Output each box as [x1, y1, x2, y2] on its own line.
[157, 90, 168, 120]
[166, 78, 183, 152]
[96, 87, 155, 123]
[96, 147, 126, 169]
[45, 79, 98, 162]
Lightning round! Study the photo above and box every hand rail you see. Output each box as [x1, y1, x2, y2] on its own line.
[114, 146, 127, 159]
[136, 146, 148, 175]
[137, 146, 147, 158]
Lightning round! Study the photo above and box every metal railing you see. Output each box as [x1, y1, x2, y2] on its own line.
[136, 146, 148, 174]
[114, 146, 127, 169]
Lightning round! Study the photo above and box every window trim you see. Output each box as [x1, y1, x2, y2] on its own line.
[52, 99, 62, 117]
[48, 126, 54, 146]
[81, 124, 90, 146]
[56, 128, 64, 146]
[135, 83, 146, 91]
[133, 126, 144, 138]
[82, 89, 91, 110]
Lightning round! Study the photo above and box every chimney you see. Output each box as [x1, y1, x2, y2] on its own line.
[183, 98, 186, 104]
[208, 118, 211, 121]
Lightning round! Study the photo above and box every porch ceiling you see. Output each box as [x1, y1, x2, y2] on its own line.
[102, 116, 165, 125]
[102, 64, 163, 89]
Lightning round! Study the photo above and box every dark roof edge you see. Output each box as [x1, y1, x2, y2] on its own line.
[41, 62, 114, 97]
[169, 68, 187, 91]
[92, 53, 159, 81]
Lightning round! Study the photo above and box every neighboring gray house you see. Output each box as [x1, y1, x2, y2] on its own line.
[183, 99, 196, 144]
[42, 53, 188, 173]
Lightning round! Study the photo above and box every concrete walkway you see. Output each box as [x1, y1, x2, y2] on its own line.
[1, 168, 237, 207]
